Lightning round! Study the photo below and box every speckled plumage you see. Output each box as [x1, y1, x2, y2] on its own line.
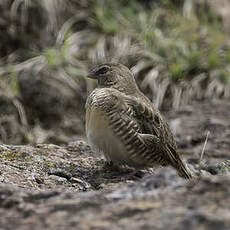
[86, 63, 192, 179]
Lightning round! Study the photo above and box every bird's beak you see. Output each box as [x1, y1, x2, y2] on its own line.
[87, 71, 97, 79]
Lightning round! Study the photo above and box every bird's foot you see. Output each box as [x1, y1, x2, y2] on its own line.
[121, 170, 146, 180]
[102, 161, 126, 171]
[102, 161, 146, 180]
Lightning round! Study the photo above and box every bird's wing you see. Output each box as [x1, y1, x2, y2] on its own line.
[122, 95, 192, 179]
[122, 94, 176, 147]
[100, 89, 173, 155]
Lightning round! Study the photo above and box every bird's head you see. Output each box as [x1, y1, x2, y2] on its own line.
[87, 63, 139, 95]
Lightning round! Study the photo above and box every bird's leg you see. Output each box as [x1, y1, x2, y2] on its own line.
[102, 160, 145, 179]
[116, 169, 146, 180]
[106, 160, 114, 167]
[102, 160, 121, 171]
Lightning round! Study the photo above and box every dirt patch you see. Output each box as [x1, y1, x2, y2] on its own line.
[0, 99, 229, 230]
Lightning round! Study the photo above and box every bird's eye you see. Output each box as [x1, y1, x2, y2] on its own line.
[96, 66, 109, 75]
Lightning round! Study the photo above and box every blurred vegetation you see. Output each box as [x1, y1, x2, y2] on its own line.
[0, 0, 230, 144]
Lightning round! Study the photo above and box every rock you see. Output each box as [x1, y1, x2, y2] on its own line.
[0, 99, 229, 229]
[0, 140, 230, 230]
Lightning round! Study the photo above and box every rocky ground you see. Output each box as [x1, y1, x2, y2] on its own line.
[0, 99, 229, 230]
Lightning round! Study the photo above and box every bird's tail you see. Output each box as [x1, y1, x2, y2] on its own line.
[166, 145, 193, 179]
[176, 160, 193, 179]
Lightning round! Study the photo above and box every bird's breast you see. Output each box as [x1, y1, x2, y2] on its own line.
[86, 106, 128, 164]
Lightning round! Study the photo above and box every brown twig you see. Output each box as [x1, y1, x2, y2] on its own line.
[199, 131, 210, 176]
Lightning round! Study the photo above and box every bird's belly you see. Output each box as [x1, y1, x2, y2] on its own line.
[86, 108, 130, 165]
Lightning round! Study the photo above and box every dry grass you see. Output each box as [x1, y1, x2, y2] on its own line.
[199, 131, 210, 175]
[1, 0, 229, 107]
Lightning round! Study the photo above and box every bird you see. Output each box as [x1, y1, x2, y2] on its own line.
[85, 63, 192, 179]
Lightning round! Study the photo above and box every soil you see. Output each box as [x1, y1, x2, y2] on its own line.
[0, 99, 229, 230]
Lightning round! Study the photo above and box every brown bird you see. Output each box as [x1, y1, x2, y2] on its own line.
[85, 63, 192, 179]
